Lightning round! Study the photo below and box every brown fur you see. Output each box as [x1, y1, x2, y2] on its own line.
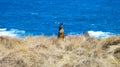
[58, 23, 65, 40]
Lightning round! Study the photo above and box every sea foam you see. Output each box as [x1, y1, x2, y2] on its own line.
[0, 28, 25, 37]
[0, 28, 114, 38]
[88, 31, 114, 38]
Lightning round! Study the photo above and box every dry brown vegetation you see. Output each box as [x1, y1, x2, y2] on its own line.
[0, 35, 120, 67]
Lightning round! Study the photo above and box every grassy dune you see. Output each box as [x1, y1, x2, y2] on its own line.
[0, 35, 120, 67]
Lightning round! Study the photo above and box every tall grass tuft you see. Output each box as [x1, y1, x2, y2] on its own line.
[0, 35, 120, 67]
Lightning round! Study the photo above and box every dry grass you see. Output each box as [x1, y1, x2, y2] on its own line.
[0, 35, 120, 67]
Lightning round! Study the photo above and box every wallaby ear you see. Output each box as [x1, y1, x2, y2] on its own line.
[60, 23, 63, 25]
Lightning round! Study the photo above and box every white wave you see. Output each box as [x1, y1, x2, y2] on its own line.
[31, 12, 39, 15]
[0, 28, 25, 37]
[0, 28, 7, 31]
[88, 31, 114, 38]
[91, 24, 95, 26]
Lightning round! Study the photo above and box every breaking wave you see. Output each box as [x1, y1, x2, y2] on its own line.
[0, 28, 25, 37]
[0, 28, 115, 38]
[88, 31, 114, 38]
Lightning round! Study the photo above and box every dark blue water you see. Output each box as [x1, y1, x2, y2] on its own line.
[0, 0, 120, 37]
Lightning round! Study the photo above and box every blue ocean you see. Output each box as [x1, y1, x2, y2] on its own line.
[0, 0, 120, 38]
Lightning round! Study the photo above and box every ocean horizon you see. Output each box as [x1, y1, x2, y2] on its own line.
[0, 0, 120, 38]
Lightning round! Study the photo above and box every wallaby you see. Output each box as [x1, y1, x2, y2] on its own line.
[58, 23, 65, 40]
